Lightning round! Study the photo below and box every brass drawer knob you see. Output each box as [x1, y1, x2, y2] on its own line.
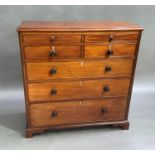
[105, 66, 112, 72]
[51, 110, 58, 117]
[49, 46, 56, 57]
[51, 89, 57, 96]
[50, 68, 57, 75]
[106, 50, 113, 56]
[101, 107, 108, 114]
[103, 86, 110, 92]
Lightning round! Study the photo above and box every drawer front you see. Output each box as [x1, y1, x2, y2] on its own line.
[26, 60, 133, 81]
[85, 33, 138, 43]
[84, 44, 136, 58]
[29, 98, 127, 127]
[23, 33, 81, 44]
[28, 79, 130, 102]
[24, 45, 81, 60]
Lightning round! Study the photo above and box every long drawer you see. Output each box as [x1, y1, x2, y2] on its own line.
[28, 78, 130, 102]
[26, 59, 133, 81]
[29, 98, 127, 127]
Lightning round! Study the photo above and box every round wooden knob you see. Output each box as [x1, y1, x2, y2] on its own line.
[50, 68, 57, 75]
[105, 66, 112, 72]
[49, 49, 56, 57]
[109, 34, 113, 42]
[50, 35, 55, 41]
[51, 89, 57, 96]
[101, 107, 108, 113]
[106, 50, 113, 56]
[51, 110, 58, 117]
[103, 86, 110, 92]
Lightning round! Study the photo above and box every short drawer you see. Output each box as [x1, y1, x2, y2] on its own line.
[22, 33, 81, 44]
[28, 78, 130, 102]
[85, 32, 138, 43]
[29, 98, 127, 127]
[26, 59, 133, 81]
[84, 43, 136, 58]
[24, 45, 81, 60]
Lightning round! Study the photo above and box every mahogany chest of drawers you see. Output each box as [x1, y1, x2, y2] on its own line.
[17, 21, 143, 138]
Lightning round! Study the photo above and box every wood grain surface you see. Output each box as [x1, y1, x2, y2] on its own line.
[26, 59, 133, 81]
[28, 78, 130, 101]
[29, 98, 127, 127]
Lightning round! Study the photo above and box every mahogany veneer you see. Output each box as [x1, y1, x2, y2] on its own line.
[17, 21, 143, 138]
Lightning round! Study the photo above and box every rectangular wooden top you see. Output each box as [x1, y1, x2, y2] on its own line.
[17, 21, 144, 32]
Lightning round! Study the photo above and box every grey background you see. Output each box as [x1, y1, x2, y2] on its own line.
[0, 6, 155, 149]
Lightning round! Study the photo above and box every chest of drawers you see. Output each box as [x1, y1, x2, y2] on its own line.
[17, 21, 143, 138]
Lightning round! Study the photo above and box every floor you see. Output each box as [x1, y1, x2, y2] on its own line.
[0, 89, 155, 150]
